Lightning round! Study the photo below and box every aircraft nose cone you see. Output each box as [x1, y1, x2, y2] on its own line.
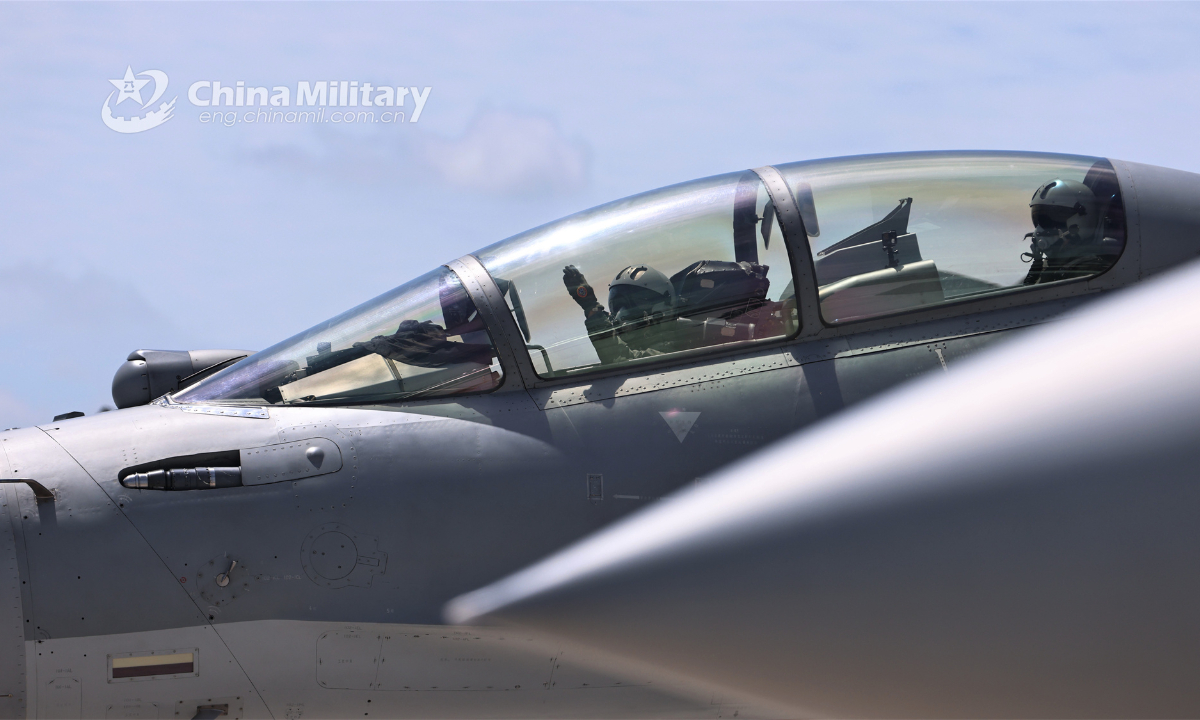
[305, 446, 325, 469]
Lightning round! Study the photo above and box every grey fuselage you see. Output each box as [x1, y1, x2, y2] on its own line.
[1, 158, 1198, 720]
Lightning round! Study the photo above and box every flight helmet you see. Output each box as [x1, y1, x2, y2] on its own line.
[608, 265, 676, 326]
[1029, 179, 1102, 255]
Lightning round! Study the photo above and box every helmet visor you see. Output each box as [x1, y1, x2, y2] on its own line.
[1032, 205, 1078, 232]
[609, 285, 667, 322]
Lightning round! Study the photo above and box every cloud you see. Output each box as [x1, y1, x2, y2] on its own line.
[239, 126, 414, 185]
[238, 108, 589, 199]
[418, 109, 590, 197]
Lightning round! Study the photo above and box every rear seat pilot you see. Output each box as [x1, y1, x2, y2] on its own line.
[1022, 179, 1123, 285]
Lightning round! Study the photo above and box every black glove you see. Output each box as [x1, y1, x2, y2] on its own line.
[563, 265, 602, 314]
[355, 320, 488, 367]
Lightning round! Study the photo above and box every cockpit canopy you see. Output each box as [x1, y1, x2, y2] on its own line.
[175, 151, 1124, 407]
[476, 169, 798, 377]
[175, 267, 503, 406]
[777, 152, 1124, 323]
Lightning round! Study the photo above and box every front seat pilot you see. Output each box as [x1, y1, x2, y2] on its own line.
[562, 264, 682, 364]
[1022, 179, 1122, 285]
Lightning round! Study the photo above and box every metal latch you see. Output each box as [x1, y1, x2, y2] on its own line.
[215, 559, 237, 588]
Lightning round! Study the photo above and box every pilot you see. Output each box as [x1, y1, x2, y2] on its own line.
[1022, 179, 1122, 285]
[563, 264, 683, 364]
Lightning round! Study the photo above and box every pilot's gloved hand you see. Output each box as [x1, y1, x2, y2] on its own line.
[563, 265, 602, 315]
[356, 320, 461, 365]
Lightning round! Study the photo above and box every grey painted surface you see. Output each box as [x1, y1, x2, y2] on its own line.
[1122, 161, 1200, 278]
[21, 322, 1045, 718]
[0, 486, 26, 720]
[449, 259, 1200, 719]
[1, 428, 209, 642]
[222, 619, 762, 719]
[28, 624, 268, 720]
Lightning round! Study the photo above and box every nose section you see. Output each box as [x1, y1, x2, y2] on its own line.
[0, 425, 211, 641]
[1, 426, 86, 504]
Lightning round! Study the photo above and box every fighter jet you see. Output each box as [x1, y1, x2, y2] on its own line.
[0, 151, 1197, 719]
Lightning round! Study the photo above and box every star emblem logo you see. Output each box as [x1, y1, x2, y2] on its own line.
[108, 66, 151, 106]
[101, 66, 177, 134]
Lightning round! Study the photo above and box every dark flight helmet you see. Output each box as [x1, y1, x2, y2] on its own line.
[608, 265, 676, 325]
[1029, 179, 1102, 253]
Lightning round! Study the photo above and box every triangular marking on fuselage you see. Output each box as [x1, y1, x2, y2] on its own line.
[659, 411, 700, 443]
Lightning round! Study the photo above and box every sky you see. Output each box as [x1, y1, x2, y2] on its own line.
[1, 1, 1199, 427]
